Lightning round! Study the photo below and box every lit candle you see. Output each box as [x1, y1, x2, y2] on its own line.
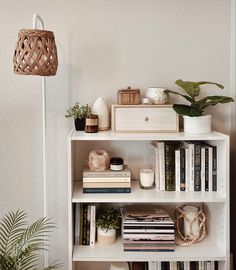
[140, 168, 154, 188]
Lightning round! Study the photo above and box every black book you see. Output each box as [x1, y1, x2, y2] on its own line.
[205, 148, 209, 191]
[161, 261, 170, 270]
[177, 262, 184, 270]
[180, 147, 185, 191]
[193, 142, 201, 191]
[82, 203, 89, 245]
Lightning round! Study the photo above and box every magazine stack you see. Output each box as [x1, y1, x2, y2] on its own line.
[122, 207, 175, 252]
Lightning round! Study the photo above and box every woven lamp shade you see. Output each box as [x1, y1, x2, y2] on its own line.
[13, 29, 58, 76]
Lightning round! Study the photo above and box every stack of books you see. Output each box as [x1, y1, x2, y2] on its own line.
[122, 207, 175, 252]
[82, 165, 131, 193]
[151, 141, 217, 192]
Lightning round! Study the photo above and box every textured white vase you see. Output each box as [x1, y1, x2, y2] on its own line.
[183, 115, 212, 134]
[146, 87, 168, 104]
[92, 97, 109, 131]
[97, 228, 116, 245]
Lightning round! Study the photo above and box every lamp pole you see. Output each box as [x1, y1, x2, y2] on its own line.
[32, 13, 48, 268]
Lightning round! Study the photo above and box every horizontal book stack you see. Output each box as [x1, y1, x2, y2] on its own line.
[151, 141, 217, 192]
[148, 260, 219, 270]
[122, 207, 175, 252]
[74, 203, 96, 246]
[83, 165, 131, 193]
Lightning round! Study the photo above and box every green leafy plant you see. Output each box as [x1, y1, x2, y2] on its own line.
[65, 103, 91, 120]
[96, 208, 121, 232]
[0, 210, 61, 270]
[165, 79, 234, 117]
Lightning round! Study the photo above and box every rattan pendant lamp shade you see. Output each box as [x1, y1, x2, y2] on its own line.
[13, 29, 58, 76]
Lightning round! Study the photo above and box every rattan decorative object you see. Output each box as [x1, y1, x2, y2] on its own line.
[175, 204, 207, 246]
[13, 29, 58, 76]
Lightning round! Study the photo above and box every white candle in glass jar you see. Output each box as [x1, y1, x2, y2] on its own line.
[140, 168, 154, 188]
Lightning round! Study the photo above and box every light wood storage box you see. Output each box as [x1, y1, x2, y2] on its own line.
[111, 104, 179, 132]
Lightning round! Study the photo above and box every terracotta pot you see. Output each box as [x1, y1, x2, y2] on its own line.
[97, 228, 116, 245]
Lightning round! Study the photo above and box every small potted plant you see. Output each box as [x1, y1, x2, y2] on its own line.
[165, 80, 234, 134]
[65, 102, 91, 131]
[96, 207, 121, 245]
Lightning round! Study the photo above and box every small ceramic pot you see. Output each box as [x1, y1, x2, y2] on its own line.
[146, 87, 168, 104]
[97, 228, 116, 245]
[183, 115, 212, 134]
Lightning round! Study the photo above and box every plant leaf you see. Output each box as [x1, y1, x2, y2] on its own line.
[173, 104, 203, 116]
[164, 90, 193, 102]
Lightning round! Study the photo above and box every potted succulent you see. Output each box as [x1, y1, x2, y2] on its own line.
[0, 210, 61, 270]
[65, 102, 91, 131]
[96, 208, 121, 245]
[165, 80, 234, 134]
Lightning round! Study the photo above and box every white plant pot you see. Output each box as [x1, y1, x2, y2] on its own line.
[183, 115, 212, 134]
[92, 97, 109, 131]
[97, 228, 116, 245]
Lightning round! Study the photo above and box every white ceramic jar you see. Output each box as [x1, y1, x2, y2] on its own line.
[146, 87, 168, 104]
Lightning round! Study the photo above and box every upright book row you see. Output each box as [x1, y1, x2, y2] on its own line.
[152, 141, 217, 192]
[148, 261, 219, 270]
[74, 204, 96, 246]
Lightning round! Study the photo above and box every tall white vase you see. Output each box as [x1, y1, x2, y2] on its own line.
[92, 97, 109, 131]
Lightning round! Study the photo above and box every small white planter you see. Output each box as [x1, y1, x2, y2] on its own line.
[183, 115, 212, 134]
[97, 228, 116, 245]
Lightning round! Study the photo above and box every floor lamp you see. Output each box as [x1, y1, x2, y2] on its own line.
[13, 14, 58, 267]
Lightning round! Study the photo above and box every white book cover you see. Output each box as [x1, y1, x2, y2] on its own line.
[89, 205, 96, 246]
[148, 261, 156, 270]
[170, 261, 177, 270]
[185, 148, 190, 192]
[156, 141, 165, 191]
[182, 141, 194, 192]
[83, 177, 131, 183]
[208, 147, 213, 191]
[150, 143, 160, 191]
[201, 147, 206, 192]
[205, 261, 212, 270]
[156, 261, 161, 270]
[199, 261, 204, 270]
[184, 261, 190, 270]
[74, 204, 80, 245]
[175, 149, 180, 191]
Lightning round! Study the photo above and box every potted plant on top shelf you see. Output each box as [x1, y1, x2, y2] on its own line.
[165, 79, 234, 134]
[96, 207, 121, 245]
[65, 102, 91, 131]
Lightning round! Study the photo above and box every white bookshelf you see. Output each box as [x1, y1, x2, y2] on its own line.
[68, 130, 230, 270]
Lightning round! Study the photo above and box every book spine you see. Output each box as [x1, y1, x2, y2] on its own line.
[199, 261, 204, 270]
[208, 147, 213, 191]
[83, 182, 131, 188]
[180, 148, 185, 191]
[155, 145, 160, 191]
[170, 261, 177, 270]
[194, 143, 201, 191]
[83, 177, 131, 183]
[148, 261, 156, 270]
[82, 204, 88, 245]
[175, 149, 180, 192]
[89, 205, 96, 246]
[201, 148, 205, 192]
[165, 142, 177, 191]
[74, 204, 80, 245]
[212, 145, 217, 191]
[177, 261, 184, 270]
[83, 187, 131, 193]
[184, 261, 190, 270]
[86, 205, 91, 245]
[185, 148, 190, 192]
[158, 142, 165, 191]
[205, 148, 209, 191]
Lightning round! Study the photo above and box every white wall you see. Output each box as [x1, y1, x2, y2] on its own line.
[0, 0, 232, 269]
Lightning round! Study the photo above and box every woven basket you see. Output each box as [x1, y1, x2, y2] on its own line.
[13, 29, 58, 76]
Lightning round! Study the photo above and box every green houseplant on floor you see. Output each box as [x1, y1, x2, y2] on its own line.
[0, 210, 61, 270]
[96, 208, 121, 246]
[165, 80, 234, 134]
[65, 102, 91, 131]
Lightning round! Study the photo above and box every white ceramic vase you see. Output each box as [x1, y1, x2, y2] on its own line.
[92, 97, 109, 131]
[146, 87, 168, 104]
[183, 115, 212, 134]
[97, 228, 116, 245]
